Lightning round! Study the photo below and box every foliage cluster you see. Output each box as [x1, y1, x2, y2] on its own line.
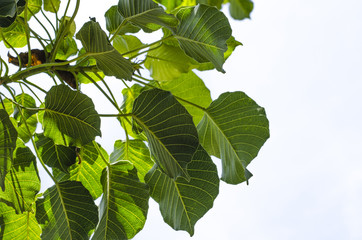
[0, 0, 269, 239]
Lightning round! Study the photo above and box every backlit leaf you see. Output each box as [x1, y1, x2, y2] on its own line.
[197, 92, 269, 184]
[92, 161, 149, 240]
[0, 22, 27, 48]
[43, 0, 60, 13]
[145, 145, 219, 236]
[43, 85, 101, 147]
[229, 0, 254, 20]
[113, 35, 144, 58]
[132, 88, 199, 180]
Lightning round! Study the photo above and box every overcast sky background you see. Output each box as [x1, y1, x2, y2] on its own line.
[1, 0, 362, 239]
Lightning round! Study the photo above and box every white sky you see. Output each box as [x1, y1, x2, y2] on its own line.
[1, 0, 362, 239]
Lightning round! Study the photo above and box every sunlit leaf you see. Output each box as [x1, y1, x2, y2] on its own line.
[11, 115, 37, 143]
[0, 145, 40, 213]
[36, 181, 98, 240]
[92, 161, 149, 240]
[105, 5, 140, 35]
[229, 0, 254, 20]
[19, 0, 42, 20]
[110, 139, 154, 182]
[76, 48, 105, 84]
[47, 36, 78, 61]
[0, 98, 14, 115]
[43, 85, 101, 147]
[113, 35, 144, 58]
[173, 4, 231, 73]
[154, 0, 184, 12]
[198, 0, 222, 8]
[144, 43, 199, 81]
[118, 0, 179, 32]
[76, 21, 133, 81]
[159, 71, 212, 125]
[0, 21, 27, 48]
[35, 133, 76, 173]
[197, 92, 269, 184]
[43, 0, 60, 13]
[69, 142, 108, 200]
[0, 109, 17, 191]
[132, 88, 199, 180]
[145, 145, 219, 236]
[0, 203, 41, 240]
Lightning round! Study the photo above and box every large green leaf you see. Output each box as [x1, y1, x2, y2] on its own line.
[154, 0, 184, 12]
[145, 145, 219, 236]
[197, 92, 269, 184]
[0, 98, 14, 115]
[120, 84, 147, 140]
[43, 85, 101, 147]
[105, 5, 140, 35]
[19, 0, 42, 20]
[0, 22, 27, 48]
[35, 134, 76, 173]
[0, 203, 41, 240]
[0, 109, 17, 191]
[11, 115, 37, 143]
[0, 145, 40, 214]
[43, 0, 60, 13]
[132, 88, 199, 180]
[92, 161, 149, 240]
[113, 34, 144, 58]
[69, 142, 108, 200]
[76, 48, 105, 84]
[228, 0, 254, 20]
[0, 0, 25, 28]
[159, 71, 212, 125]
[110, 139, 154, 182]
[76, 21, 133, 81]
[118, 0, 179, 32]
[36, 181, 98, 240]
[172, 4, 231, 73]
[144, 43, 199, 81]
[47, 36, 78, 61]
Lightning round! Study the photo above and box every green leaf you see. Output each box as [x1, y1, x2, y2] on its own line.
[43, 85, 101, 147]
[53, 168, 70, 182]
[120, 84, 147, 140]
[173, 4, 231, 73]
[0, 0, 25, 28]
[197, 36, 242, 71]
[113, 35, 144, 58]
[159, 71, 212, 125]
[132, 88, 199, 180]
[118, 0, 179, 32]
[47, 36, 78, 61]
[0, 203, 41, 240]
[43, 0, 60, 13]
[0, 145, 40, 213]
[105, 5, 140, 35]
[76, 21, 133, 81]
[229, 0, 254, 20]
[35, 133, 76, 173]
[145, 145, 219, 236]
[19, 0, 42, 20]
[110, 140, 154, 182]
[0, 22, 27, 48]
[144, 43, 199, 81]
[76, 48, 105, 84]
[154, 0, 184, 12]
[11, 115, 37, 143]
[14, 93, 37, 120]
[197, 92, 269, 184]
[197, 0, 222, 8]
[36, 181, 99, 240]
[92, 161, 149, 240]
[0, 99, 14, 115]
[0, 109, 17, 191]
[69, 142, 108, 200]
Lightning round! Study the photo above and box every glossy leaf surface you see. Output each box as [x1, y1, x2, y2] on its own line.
[197, 92, 269, 184]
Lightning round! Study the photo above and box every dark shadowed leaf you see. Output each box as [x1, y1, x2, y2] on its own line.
[36, 181, 98, 240]
[144, 43, 199, 81]
[110, 139, 154, 182]
[92, 161, 149, 240]
[145, 145, 219, 236]
[69, 142, 108, 200]
[197, 92, 269, 184]
[35, 133, 76, 173]
[0, 145, 40, 214]
[132, 88, 199, 180]
[172, 4, 231, 73]
[118, 0, 179, 32]
[0, 109, 17, 191]
[76, 21, 133, 80]
[105, 5, 140, 35]
[43, 85, 101, 147]
[159, 71, 212, 125]
[0, 203, 41, 240]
